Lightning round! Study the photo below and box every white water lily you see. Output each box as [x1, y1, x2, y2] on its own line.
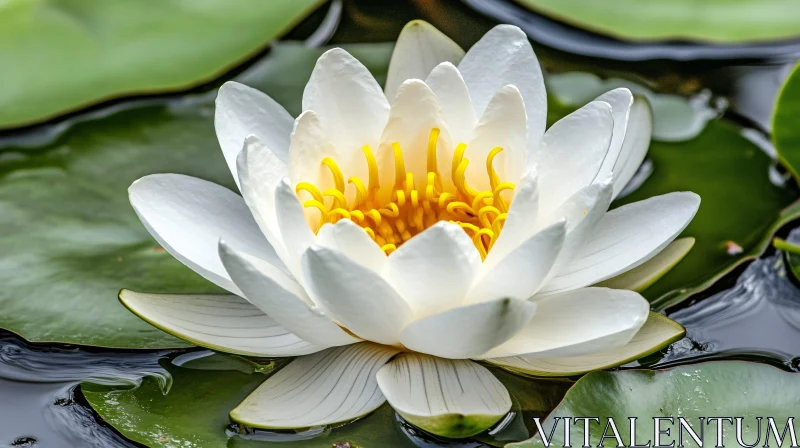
[123, 21, 699, 438]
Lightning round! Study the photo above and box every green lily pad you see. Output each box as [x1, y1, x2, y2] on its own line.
[548, 97, 799, 310]
[773, 63, 800, 182]
[510, 361, 800, 448]
[0, 0, 324, 129]
[82, 353, 566, 447]
[0, 42, 393, 349]
[515, 0, 800, 43]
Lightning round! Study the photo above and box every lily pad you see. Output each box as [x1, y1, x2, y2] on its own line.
[82, 353, 566, 447]
[547, 97, 799, 310]
[773, 63, 800, 182]
[546, 72, 718, 142]
[515, 0, 800, 43]
[0, 42, 393, 349]
[510, 361, 800, 448]
[0, 0, 323, 129]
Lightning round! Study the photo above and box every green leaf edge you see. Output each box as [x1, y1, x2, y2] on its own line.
[485, 312, 685, 378]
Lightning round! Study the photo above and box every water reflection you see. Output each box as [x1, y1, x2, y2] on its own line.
[0, 335, 168, 447]
[663, 253, 800, 368]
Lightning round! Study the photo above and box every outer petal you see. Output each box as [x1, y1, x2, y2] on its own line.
[236, 135, 291, 269]
[458, 25, 546, 161]
[612, 96, 654, 200]
[536, 101, 614, 219]
[597, 237, 695, 292]
[218, 241, 359, 347]
[593, 88, 633, 183]
[544, 192, 701, 295]
[477, 288, 649, 359]
[215, 81, 293, 187]
[465, 85, 528, 191]
[383, 222, 481, 318]
[118, 290, 324, 357]
[385, 20, 464, 102]
[129, 174, 279, 295]
[425, 62, 476, 144]
[316, 219, 387, 273]
[376, 354, 511, 438]
[303, 48, 389, 168]
[230, 343, 400, 429]
[399, 298, 536, 359]
[466, 220, 565, 304]
[486, 313, 684, 377]
[302, 246, 413, 345]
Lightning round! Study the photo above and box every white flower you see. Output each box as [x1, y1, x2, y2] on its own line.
[123, 21, 699, 438]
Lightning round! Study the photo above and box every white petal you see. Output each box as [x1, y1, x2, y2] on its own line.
[477, 288, 649, 359]
[376, 354, 511, 438]
[465, 85, 528, 191]
[376, 79, 452, 197]
[118, 290, 324, 357]
[215, 81, 293, 187]
[236, 135, 291, 269]
[274, 178, 316, 279]
[218, 241, 359, 347]
[385, 20, 465, 102]
[482, 170, 538, 270]
[459, 25, 546, 161]
[128, 174, 278, 295]
[612, 96, 654, 200]
[544, 192, 701, 295]
[536, 101, 614, 219]
[316, 219, 387, 273]
[597, 237, 695, 292]
[486, 313, 684, 377]
[383, 222, 481, 318]
[593, 88, 633, 183]
[288, 110, 339, 189]
[230, 343, 399, 429]
[537, 181, 613, 286]
[302, 246, 413, 345]
[425, 62, 476, 144]
[400, 298, 536, 359]
[466, 220, 566, 304]
[303, 48, 389, 163]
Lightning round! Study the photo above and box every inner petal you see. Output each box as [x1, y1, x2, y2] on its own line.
[294, 128, 516, 259]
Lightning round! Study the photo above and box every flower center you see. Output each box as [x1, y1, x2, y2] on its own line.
[296, 129, 516, 259]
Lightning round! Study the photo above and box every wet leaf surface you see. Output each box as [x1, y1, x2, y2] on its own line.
[0, 0, 323, 129]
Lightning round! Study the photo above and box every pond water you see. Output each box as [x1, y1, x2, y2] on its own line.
[2, 0, 800, 446]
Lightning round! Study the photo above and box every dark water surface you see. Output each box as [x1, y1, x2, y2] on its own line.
[3, 0, 800, 446]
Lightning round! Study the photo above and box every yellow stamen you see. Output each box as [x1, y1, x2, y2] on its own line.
[296, 129, 517, 258]
[321, 158, 345, 193]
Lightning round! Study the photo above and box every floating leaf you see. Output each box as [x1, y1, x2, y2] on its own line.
[515, 0, 800, 43]
[0, 0, 324, 129]
[0, 43, 392, 348]
[547, 72, 717, 142]
[510, 362, 800, 448]
[773, 63, 800, 182]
